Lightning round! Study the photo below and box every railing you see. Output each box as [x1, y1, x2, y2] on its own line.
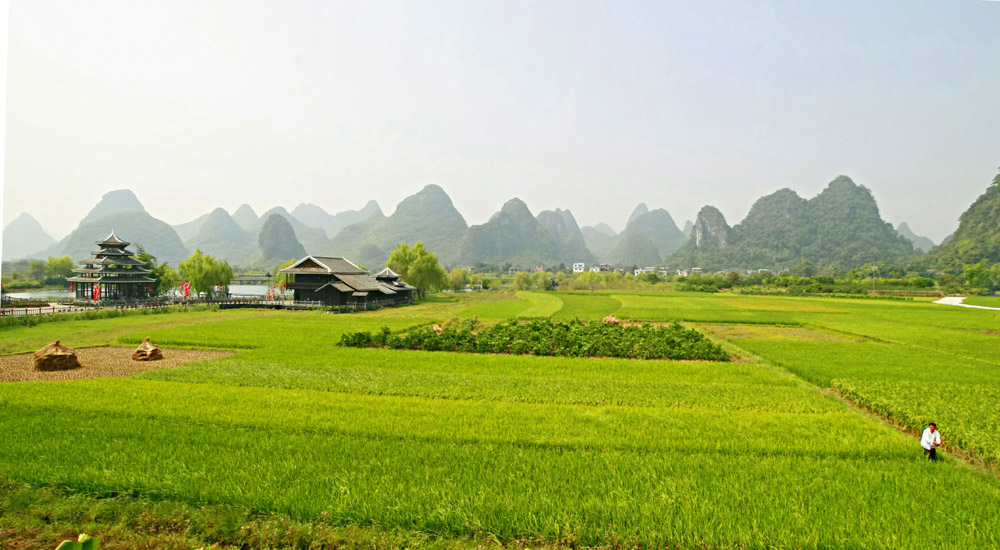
[867, 290, 945, 297]
[0, 297, 330, 317]
[285, 282, 326, 290]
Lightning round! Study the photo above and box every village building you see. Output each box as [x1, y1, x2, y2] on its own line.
[572, 263, 585, 273]
[280, 256, 415, 309]
[68, 232, 154, 301]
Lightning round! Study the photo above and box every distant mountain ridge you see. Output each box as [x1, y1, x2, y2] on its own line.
[895, 223, 935, 254]
[2, 213, 56, 260]
[916, 170, 1000, 271]
[258, 213, 307, 268]
[329, 184, 468, 269]
[15, 175, 951, 273]
[458, 198, 562, 267]
[40, 189, 190, 265]
[669, 176, 916, 270]
[292, 200, 382, 239]
[185, 208, 257, 265]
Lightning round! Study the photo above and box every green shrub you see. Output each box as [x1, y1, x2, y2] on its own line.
[339, 319, 730, 362]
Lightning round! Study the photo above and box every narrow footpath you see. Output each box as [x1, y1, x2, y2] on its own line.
[933, 296, 1000, 311]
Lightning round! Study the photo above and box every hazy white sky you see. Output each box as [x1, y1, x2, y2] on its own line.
[4, 0, 999, 242]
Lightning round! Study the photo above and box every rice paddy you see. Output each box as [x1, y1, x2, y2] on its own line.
[2, 291, 999, 548]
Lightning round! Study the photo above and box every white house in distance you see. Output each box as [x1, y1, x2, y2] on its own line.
[573, 263, 585, 273]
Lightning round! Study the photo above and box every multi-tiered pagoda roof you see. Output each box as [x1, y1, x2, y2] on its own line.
[69, 232, 155, 301]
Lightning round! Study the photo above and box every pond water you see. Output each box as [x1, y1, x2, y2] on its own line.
[5, 289, 73, 300]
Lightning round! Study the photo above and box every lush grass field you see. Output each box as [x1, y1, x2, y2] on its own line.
[964, 295, 1000, 308]
[2, 291, 1000, 548]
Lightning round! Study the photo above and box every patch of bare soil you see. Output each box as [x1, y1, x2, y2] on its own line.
[696, 324, 863, 343]
[0, 347, 232, 382]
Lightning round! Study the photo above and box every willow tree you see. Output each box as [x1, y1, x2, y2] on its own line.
[179, 249, 233, 298]
[387, 242, 447, 298]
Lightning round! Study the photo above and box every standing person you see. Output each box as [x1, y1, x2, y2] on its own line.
[920, 422, 942, 461]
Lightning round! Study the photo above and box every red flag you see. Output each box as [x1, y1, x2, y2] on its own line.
[70, 282, 74, 292]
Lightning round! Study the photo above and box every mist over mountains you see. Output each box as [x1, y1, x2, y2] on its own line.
[3, 176, 954, 273]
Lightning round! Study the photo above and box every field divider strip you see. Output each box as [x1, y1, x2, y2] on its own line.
[715, 330, 1000, 480]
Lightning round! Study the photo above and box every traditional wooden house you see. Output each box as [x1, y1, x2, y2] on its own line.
[68, 232, 154, 301]
[280, 256, 415, 308]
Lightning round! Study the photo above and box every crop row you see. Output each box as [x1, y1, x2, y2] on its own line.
[338, 319, 731, 361]
[2, 382, 999, 547]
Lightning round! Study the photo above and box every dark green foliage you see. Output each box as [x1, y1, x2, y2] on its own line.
[340, 319, 730, 361]
[916, 169, 1000, 272]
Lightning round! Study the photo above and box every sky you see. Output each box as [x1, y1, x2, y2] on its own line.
[3, 1, 1000, 243]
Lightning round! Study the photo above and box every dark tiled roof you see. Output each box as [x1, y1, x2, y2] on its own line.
[96, 232, 129, 246]
[78, 256, 147, 266]
[337, 273, 384, 292]
[68, 275, 155, 283]
[280, 256, 367, 275]
[376, 267, 400, 280]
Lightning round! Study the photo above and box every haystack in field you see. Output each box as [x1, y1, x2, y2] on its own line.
[132, 337, 164, 361]
[602, 313, 620, 325]
[33, 340, 82, 371]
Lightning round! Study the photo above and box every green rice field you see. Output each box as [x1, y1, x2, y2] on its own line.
[2, 291, 999, 548]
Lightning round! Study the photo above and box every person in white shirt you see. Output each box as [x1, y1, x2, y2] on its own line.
[920, 422, 942, 461]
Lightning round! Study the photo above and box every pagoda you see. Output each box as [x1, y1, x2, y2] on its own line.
[69, 232, 155, 301]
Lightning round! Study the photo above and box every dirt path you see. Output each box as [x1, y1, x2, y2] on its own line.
[934, 296, 1000, 311]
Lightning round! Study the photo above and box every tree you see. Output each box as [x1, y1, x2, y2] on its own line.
[273, 258, 298, 287]
[45, 256, 75, 279]
[533, 271, 553, 291]
[470, 273, 485, 289]
[387, 242, 417, 281]
[513, 271, 534, 291]
[388, 241, 447, 298]
[136, 245, 180, 297]
[447, 267, 471, 292]
[27, 260, 46, 283]
[962, 259, 999, 293]
[179, 249, 233, 298]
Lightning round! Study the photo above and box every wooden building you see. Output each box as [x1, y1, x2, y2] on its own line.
[68, 232, 154, 301]
[280, 256, 415, 308]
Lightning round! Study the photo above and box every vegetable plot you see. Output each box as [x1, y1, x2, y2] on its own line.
[339, 319, 730, 361]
